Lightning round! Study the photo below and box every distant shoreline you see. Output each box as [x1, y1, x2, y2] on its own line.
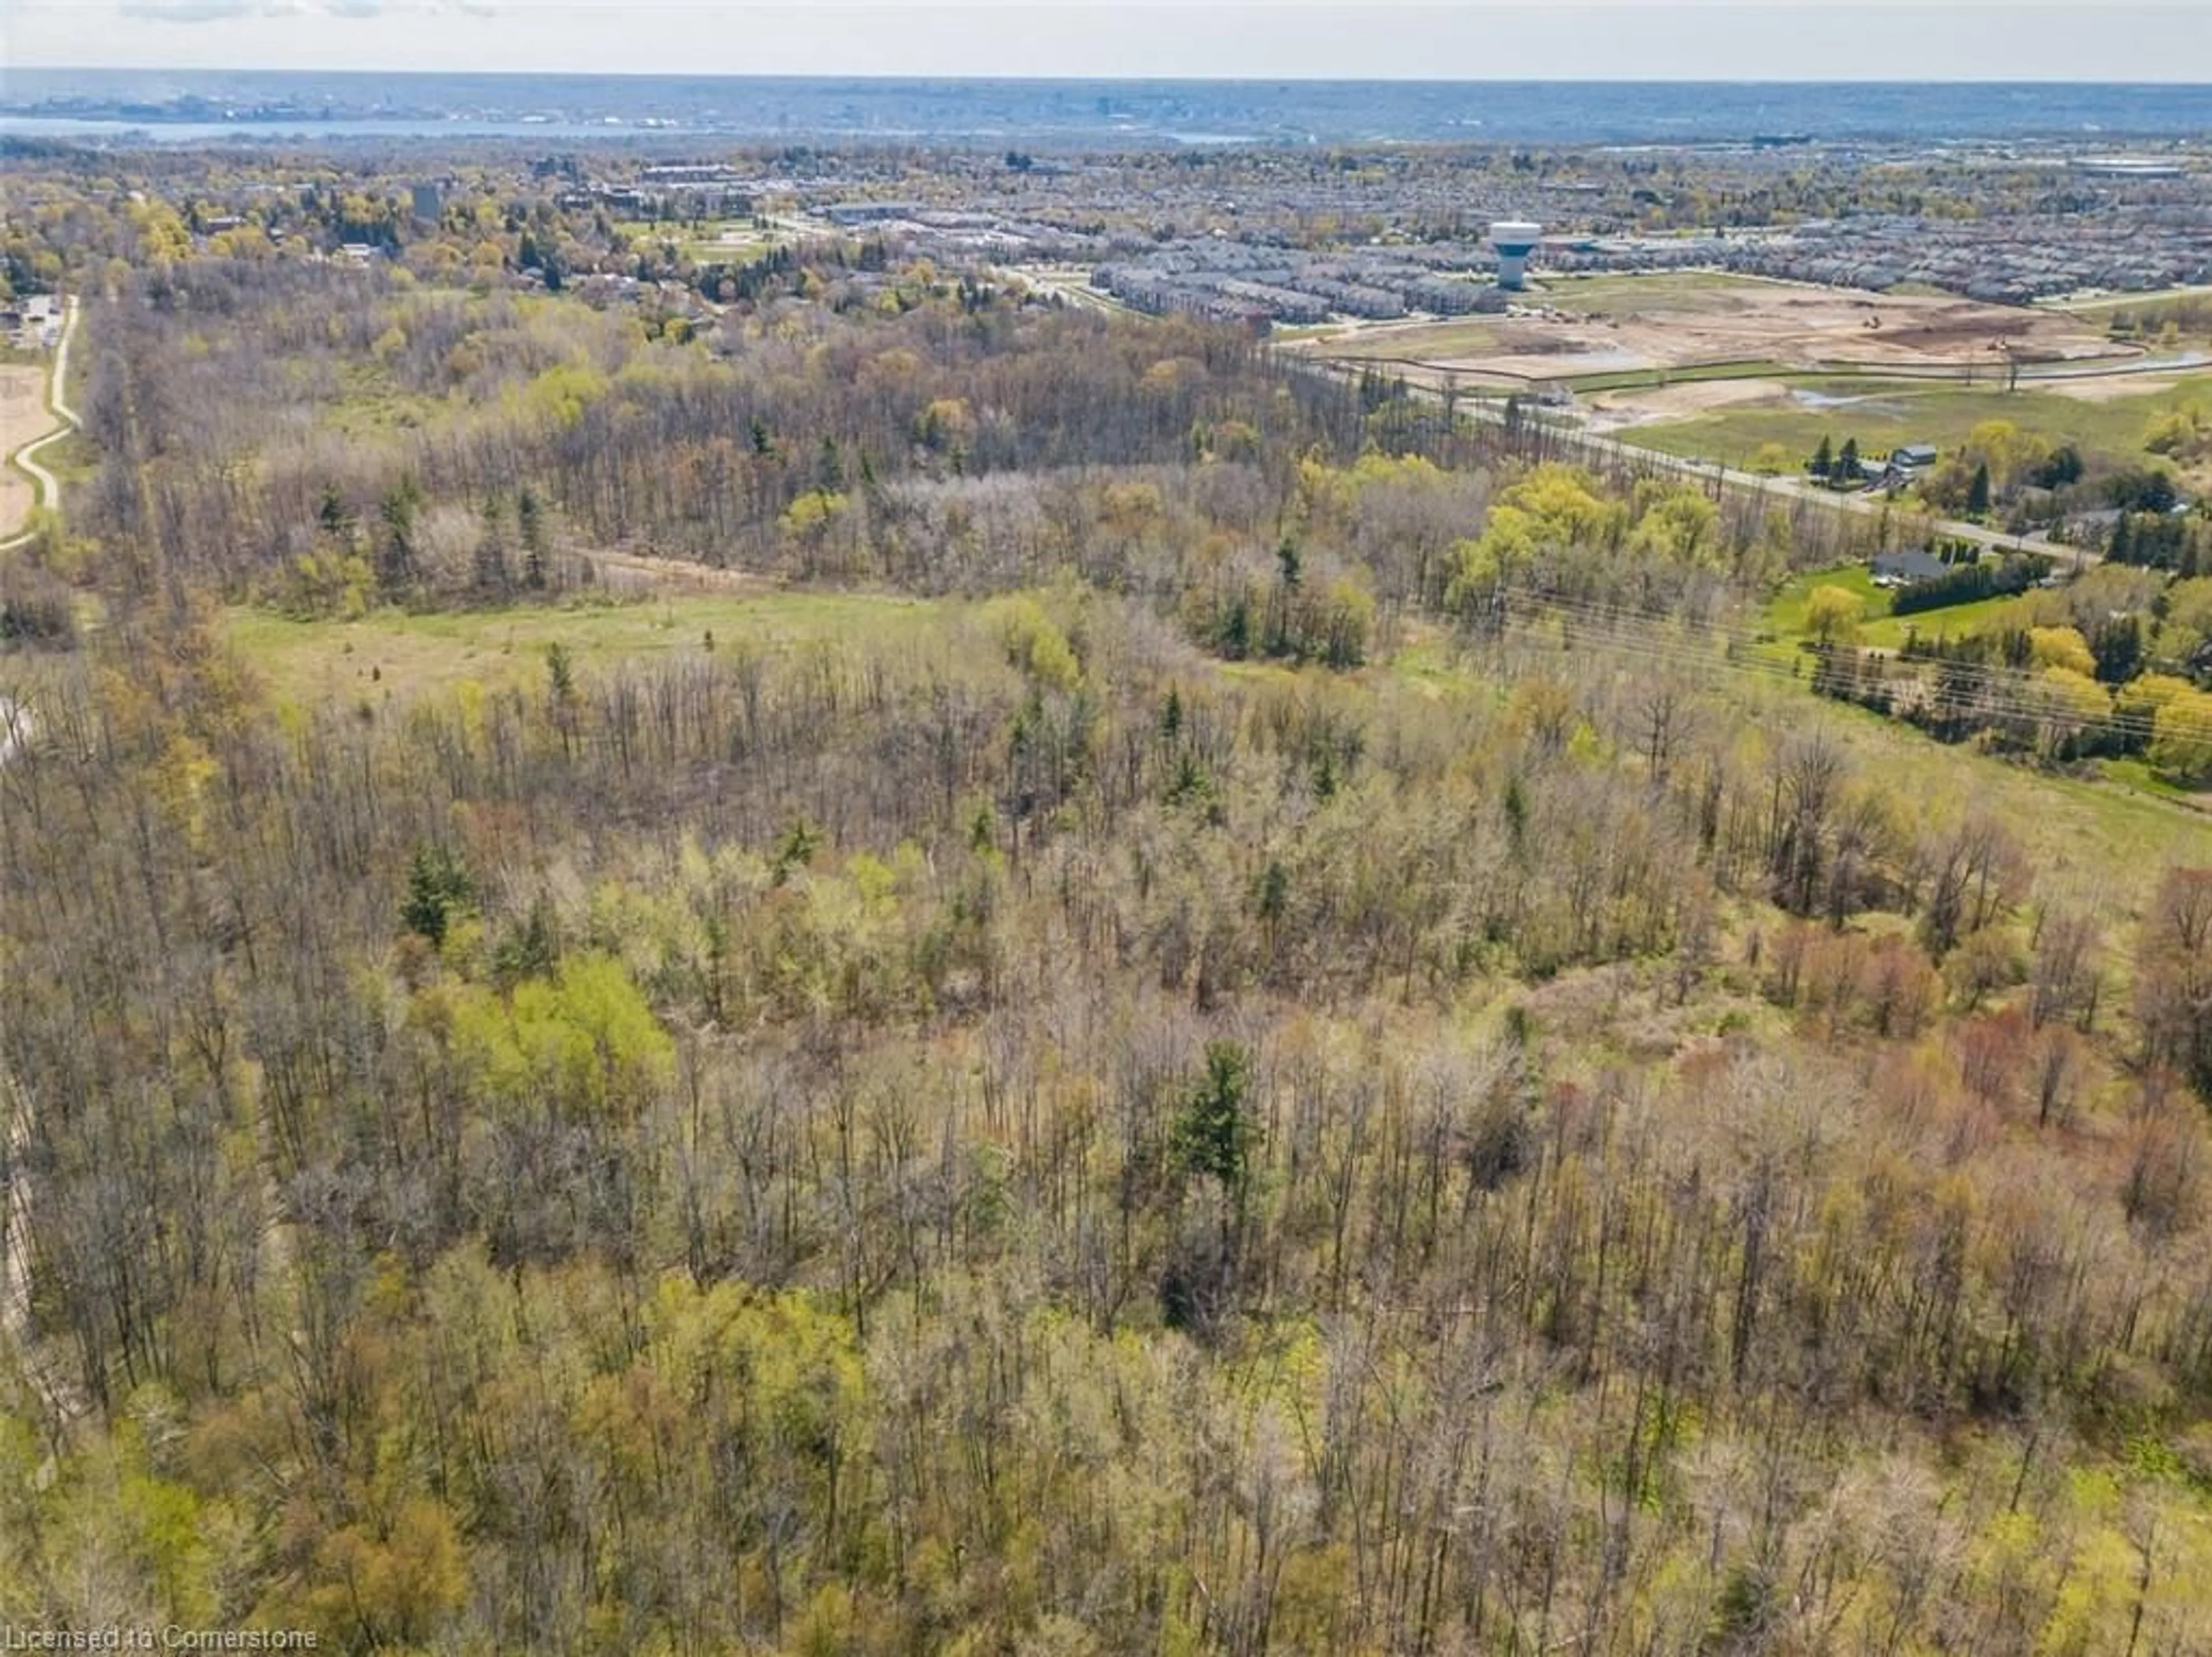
[4, 73, 2209, 149]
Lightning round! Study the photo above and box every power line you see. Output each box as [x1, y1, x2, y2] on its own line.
[1482, 588, 2212, 753]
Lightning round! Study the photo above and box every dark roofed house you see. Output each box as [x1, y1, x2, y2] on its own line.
[826, 202, 922, 226]
[1893, 444, 1939, 470]
[1870, 550, 1950, 588]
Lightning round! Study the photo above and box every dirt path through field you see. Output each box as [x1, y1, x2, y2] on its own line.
[585, 546, 775, 595]
[1584, 379, 1794, 429]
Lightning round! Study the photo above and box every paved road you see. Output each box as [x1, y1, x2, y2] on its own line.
[1, 294, 83, 553]
[1319, 357, 2063, 564]
[1575, 425, 2055, 558]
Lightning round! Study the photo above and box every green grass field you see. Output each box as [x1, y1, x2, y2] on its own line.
[1563, 359, 1793, 394]
[1823, 696, 2212, 876]
[679, 234, 772, 263]
[1524, 270, 1776, 315]
[320, 361, 454, 438]
[615, 220, 779, 265]
[1764, 373, 1945, 399]
[1312, 319, 1510, 361]
[227, 590, 950, 710]
[2099, 755, 2195, 801]
[1625, 372, 2212, 473]
[1764, 563, 1892, 637]
[1861, 593, 2022, 650]
[1764, 561, 2025, 650]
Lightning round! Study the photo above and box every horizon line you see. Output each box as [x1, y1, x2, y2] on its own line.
[13, 65, 2212, 86]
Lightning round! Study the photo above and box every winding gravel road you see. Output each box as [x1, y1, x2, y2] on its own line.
[1, 294, 82, 553]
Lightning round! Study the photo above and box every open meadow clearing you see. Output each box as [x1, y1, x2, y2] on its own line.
[226, 588, 950, 710]
[1620, 369, 2212, 474]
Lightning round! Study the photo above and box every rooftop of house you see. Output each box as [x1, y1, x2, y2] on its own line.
[1870, 548, 1952, 586]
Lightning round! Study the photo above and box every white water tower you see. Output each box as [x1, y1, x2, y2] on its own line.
[1490, 220, 1542, 290]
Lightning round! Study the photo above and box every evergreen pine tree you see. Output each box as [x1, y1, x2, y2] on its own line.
[518, 487, 547, 589]
[1967, 462, 1993, 518]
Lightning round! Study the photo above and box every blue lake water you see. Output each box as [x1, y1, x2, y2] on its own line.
[4, 72, 2209, 147]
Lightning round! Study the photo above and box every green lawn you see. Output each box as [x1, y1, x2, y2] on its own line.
[680, 234, 772, 263]
[1764, 563, 1892, 640]
[1763, 561, 2030, 651]
[616, 220, 780, 265]
[1772, 373, 1949, 399]
[1862, 593, 2020, 650]
[227, 590, 950, 710]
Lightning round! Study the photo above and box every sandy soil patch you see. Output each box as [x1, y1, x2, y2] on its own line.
[1433, 348, 1647, 380]
[585, 547, 773, 596]
[0, 366, 53, 539]
[1316, 278, 2122, 383]
[1585, 379, 1793, 428]
[2039, 374, 2180, 403]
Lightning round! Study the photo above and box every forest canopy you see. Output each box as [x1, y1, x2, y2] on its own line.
[1, 156, 2211, 1657]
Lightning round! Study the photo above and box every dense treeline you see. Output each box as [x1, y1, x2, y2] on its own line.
[67, 259, 1366, 600]
[54, 259, 1879, 622]
[4, 585, 2212, 1651]
[1886, 553, 2047, 618]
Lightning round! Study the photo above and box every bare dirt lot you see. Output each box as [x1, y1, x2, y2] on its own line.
[1583, 379, 1796, 430]
[0, 365, 50, 538]
[2041, 374, 2180, 403]
[1306, 274, 2122, 384]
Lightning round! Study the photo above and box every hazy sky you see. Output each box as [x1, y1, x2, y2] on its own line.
[8, 1, 2211, 81]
